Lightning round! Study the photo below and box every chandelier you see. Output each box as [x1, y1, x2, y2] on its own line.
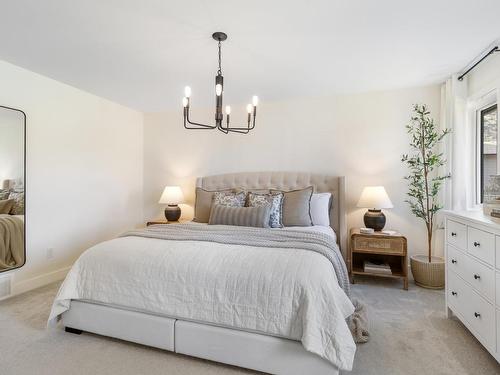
[182, 32, 258, 134]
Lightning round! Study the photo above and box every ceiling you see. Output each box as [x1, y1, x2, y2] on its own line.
[0, 0, 499, 112]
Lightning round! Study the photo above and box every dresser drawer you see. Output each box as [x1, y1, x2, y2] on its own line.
[463, 254, 495, 302]
[496, 239, 500, 269]
[467, 288, 496, 349]
[496, 272, 500, 308]
[447, 245, 467, 280]
[447, 271, 468, 315]
[352, 236, 405, 255]
[447, 220, 467, 250]
[467, 227, 495, 266]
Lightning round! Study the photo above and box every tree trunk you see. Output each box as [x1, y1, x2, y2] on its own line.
[427, 227, 432, 263]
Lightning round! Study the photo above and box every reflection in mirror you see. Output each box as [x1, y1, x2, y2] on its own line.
[0, 106, 25, 273]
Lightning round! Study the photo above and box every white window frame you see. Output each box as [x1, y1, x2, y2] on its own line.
[473, 90, 498, 204]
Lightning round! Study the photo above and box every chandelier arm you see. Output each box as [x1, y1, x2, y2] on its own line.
[184, 108, 217, 129]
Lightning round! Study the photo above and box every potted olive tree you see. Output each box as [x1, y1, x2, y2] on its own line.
[402, 104, 450, 289]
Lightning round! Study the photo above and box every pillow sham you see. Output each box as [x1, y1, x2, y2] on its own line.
[271, 186, 313, 227]
[310, 192, 332, 226]
[208, 204, 271, 228]
[0, 190, 9, 200]
[0, 199, 14, 214]
[213, 191, 246, 207]
[8, 191, 24, 215]
[193, 187, 233, 223]
[247, 192, 284, 228]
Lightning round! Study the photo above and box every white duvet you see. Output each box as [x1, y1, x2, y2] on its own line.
[49, 225, 356, 370]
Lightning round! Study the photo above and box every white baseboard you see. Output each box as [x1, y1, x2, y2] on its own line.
[3, 266, 71, 300]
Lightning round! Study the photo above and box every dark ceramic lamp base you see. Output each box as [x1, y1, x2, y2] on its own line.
[164, 205, 181, 222]
[363, 209, 386, 231]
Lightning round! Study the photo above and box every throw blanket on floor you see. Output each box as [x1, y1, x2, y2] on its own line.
[49, 224, 368, 371]
[0, 215, 24, 270]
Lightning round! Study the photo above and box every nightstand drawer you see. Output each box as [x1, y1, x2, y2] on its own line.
[467, 227, 495, 266]
[352, 236, 405, 255]
[446, 219, 467, 250]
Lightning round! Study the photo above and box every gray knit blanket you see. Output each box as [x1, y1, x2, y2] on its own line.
[121, 223, 369, 343]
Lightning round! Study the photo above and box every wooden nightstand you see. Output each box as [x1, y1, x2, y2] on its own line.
[350, 228, 408, 290]
[146, 219, 189, 226]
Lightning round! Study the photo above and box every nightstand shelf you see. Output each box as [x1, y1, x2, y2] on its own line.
[350, 228, 408, 290]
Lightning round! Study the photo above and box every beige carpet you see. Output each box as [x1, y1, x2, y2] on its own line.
[1, 278, 498, 375]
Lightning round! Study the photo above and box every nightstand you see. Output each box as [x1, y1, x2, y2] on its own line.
[146, 219, 189, 226]
[350, 228, 408, 290]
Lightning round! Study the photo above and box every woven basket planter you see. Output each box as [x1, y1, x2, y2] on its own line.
[410, 255, 445, 289]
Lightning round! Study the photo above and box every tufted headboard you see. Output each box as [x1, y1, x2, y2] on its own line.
[196, 172, 347, 259]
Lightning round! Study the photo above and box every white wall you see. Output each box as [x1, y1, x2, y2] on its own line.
[143, 85, 441, 256]
[0, 60, 144, 295]
[468, 52, 500, 98]
[0, 108, 24, 184]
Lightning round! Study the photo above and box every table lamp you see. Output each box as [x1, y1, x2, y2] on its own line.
[357, 186, 393, 231]
[159, 186, 184, 221]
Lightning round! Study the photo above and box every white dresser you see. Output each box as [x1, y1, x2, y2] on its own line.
[444, 210, 500, 362]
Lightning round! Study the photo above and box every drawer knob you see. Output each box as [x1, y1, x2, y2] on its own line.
[473, 241, 480, 247]
[451, 291, 457, 296]
[451, 232, 457, 237]
[473, 274, 481, 280]
[474, 312, 481, 318]
[451, 259, 457, 264]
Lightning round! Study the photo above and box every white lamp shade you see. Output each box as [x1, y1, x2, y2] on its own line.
[159, 186, 184, 205]
[357, 186, 393, 209]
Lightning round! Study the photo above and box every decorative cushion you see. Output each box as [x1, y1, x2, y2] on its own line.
[271, 186, 313, 227]
[310, 193, 332, 226]
[193, 187, 233, 223]
[8, 191, 24, 215]
[0, 190, 9, 200]
[0, 199, 15, 214]
[212, 191, 246, 207]
[247, 192, 284, 228]
[208, 204, 271, 228]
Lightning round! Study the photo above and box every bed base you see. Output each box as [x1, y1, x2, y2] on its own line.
[62, 300, 340, 375]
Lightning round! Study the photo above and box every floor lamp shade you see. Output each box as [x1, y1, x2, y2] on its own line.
[159, 186, 184, 221]
[357, 186, 393, 231]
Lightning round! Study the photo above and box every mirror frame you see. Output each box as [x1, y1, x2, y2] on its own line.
[0, 105, 26, 273]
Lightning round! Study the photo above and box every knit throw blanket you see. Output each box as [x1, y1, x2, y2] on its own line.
[122, 223, 369, 343]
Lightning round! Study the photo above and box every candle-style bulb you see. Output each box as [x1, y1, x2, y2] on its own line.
[182, 97, 188, 107]
[225, 105, 231, 115]
[252, 96, 259, 106]
[215, 84, 223, 96]
[184, 86, 191, 98]
[246, 104, 252, 113]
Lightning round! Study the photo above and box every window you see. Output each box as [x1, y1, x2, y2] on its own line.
[479, 104, 498, 203]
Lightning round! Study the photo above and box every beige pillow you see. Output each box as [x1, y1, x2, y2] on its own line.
[193, 187, 233, 223]
[0, 199, 15, 214]
[271, 186, 313, 227]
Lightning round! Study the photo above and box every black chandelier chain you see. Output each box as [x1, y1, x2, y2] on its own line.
[182, 31, 258, 134]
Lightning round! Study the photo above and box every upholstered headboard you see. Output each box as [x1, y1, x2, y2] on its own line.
[196, 172, 347, 258]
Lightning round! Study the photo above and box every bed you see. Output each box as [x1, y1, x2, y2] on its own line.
[0, 214, 24, 270]
[49, 172, 359, 374]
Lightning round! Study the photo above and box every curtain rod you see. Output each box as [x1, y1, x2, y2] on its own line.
[457, 46, 499, 81]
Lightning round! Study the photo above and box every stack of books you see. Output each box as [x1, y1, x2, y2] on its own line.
[364, 260, 392, 275]
[491, 208, 500, 218]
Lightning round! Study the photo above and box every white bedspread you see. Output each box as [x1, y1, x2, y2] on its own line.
[49, 225, 356, 370]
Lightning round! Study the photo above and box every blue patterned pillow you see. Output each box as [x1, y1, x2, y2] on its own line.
[247, 192, 284, 228]
[212, 191, 246, 207]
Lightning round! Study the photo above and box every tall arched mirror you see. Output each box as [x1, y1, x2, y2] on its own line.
[0, 105, 25, 273]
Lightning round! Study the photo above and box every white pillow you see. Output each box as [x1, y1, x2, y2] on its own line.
[310, 193, 331, 226]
